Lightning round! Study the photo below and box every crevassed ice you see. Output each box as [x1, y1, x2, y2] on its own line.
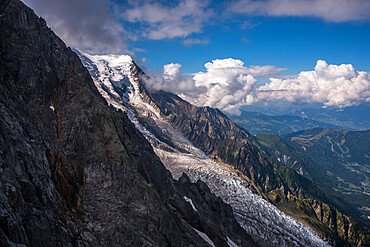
[155, 149, 328, 247]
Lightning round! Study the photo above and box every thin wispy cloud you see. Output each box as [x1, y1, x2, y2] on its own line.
[133, 48, 147, 53]
[123, 0, 213, 40]
[240, 20, 260, 29]
[229, 0, 370, 22]
[241, 37, 250, 44]
[183, 38, 210, 46]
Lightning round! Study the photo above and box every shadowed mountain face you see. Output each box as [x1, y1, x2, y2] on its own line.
[0, 0, 257, 246]
[151, 91, 370, 246]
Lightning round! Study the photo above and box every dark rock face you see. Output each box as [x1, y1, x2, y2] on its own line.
[0, 0, 257, 246]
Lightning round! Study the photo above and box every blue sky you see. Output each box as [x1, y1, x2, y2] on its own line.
[24, 0, 370, 115]
[130, 9, 370, 76]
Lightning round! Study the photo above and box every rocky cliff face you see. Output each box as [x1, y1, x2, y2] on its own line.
[0, 0, 257, 246]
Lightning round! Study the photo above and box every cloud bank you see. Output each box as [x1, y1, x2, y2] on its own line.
[258, 60, 370, 108]
[229, 0, 370, 22]
[22, 0, 213, 51]
[144, 58, 287, 115]
[144, 59, 370, 115]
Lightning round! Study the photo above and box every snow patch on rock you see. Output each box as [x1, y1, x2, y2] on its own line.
[227, 237, 240, 247]
[183, 196, 198, 212]
[192, 227, 215, 247]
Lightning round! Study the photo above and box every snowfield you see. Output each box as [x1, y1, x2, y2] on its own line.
[78, 51, 329, 247]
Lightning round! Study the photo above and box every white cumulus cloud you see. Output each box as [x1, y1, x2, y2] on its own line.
[188, 59, 287, 115]
[143, 63, 206, 98]
[257, 60, 370, 108]
[144, 59, 369, 115]
[143, 58, 286, 115]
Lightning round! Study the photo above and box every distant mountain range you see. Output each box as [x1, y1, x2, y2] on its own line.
[235, 103, 370, 134]
[296, 105, 370, 131]
[230, 111, 341, 135]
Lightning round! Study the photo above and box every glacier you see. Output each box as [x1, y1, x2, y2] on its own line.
[76, 50, 329, 247]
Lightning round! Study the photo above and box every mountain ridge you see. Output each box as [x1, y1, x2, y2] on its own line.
[230, 110, 343, 135]
[74, 46, 370, 245]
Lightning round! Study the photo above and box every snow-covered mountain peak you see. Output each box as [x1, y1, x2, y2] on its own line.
[78, 51, 132, 83]
[85, 53, 133, 66]
[75, 50, 147, 109]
